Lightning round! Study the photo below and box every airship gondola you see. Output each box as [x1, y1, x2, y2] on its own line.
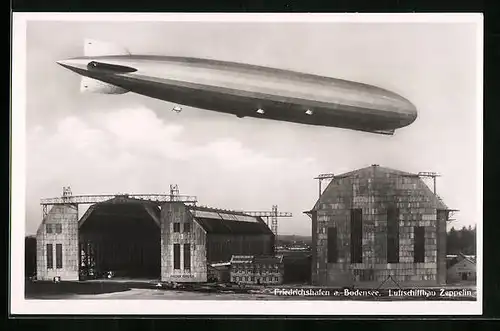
[57, 39, 417, 135]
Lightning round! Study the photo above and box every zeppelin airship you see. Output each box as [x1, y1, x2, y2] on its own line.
[56, 39, 417, 135]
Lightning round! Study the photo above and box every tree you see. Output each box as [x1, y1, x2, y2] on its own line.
[447, 225, 476, 255]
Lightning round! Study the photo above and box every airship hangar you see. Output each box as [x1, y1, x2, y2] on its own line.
[306, 164, 457, 287]
[35, 186, 290, 282]
[33, 165, 457, 287]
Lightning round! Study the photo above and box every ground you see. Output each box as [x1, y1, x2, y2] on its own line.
[24, 279, 477, 301]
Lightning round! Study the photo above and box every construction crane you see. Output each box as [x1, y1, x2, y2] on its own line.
[40, 186, 198, 217]
[244, 205, 292, 237]
[314, 173, 336, 199]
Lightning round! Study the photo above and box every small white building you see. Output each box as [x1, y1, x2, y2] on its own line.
[447, 253, 476, 283]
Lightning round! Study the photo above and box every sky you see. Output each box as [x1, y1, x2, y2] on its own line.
[23, 19, 481, 236]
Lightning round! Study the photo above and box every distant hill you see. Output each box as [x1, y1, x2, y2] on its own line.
[277, 234, 312, 245]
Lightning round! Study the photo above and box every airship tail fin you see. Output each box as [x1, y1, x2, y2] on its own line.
[80, 76, 129, 94]
[84, 39, 131, 57]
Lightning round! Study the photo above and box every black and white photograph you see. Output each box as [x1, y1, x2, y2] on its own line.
[11, 13, 482, 315]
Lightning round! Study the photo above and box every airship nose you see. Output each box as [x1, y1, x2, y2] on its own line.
[56, 60, 68, 68]
[56, 58, 89, 71]
[56, 59, 73, 68]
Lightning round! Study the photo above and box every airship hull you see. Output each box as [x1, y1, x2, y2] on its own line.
[58, 54, 418, 135]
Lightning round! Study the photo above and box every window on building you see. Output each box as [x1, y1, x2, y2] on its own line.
[387, 207, 400, 263]
[46, 244, 53, 269]
[173, 223, 180, 232]
[327, 226, 338, 263]
[183, 244, 191, 271]
[55, 224, 62, 234]
[251, 276, 255, 281]
[183, 222, 191, 233]
[351, 209, 363, 263]
[46, 224, 53, 234]
[56, 244, 63, 269]
[414, 226, 425, 263]
[173, 244, 180, 269]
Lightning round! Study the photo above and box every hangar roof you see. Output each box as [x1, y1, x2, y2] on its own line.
[77, 198, 273, 235]
[78, 196, 161, 228]
[314, 164, 449, 211]
[334, 164, 416, 178]
[188, 207, 273, 235]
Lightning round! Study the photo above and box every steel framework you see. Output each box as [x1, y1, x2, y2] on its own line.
[40, 193, 198, 206]
[417, 172, 441, 195]
[314, 173, 336, 199]
[40, 187, 198, 218]
[244, 206, 292, 237]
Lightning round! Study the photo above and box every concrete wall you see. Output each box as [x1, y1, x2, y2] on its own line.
[436, 210, 448, 285]
[36, 204, 79, 281]
[160, 202, 207, 282]
[310, 211, 319, 284]
[313, 166, 448, 287]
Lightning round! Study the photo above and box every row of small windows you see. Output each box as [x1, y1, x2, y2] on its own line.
[232, 276, 280, 282]
[173, 222, 190, 233]
[327, 208, 426, 264]
[46, 224, 62, 234]
[46, 243, 63, 269]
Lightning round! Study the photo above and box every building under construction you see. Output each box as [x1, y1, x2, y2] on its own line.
[307, 165, 455, 287]
[35, 187, 288, 283]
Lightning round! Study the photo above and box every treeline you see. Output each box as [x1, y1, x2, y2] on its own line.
[25, 236, 37, 277]
[447, 225, 476, 255]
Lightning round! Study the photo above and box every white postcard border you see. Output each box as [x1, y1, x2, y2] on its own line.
[10, 12, 483, 316]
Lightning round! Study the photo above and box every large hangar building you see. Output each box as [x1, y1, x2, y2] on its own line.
[307, 165, 455, 287]
[36, 192, 274, 282]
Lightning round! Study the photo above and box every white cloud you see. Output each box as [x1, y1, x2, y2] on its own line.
[25, 105, 319, 235]
[201, 139, 285, 170]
